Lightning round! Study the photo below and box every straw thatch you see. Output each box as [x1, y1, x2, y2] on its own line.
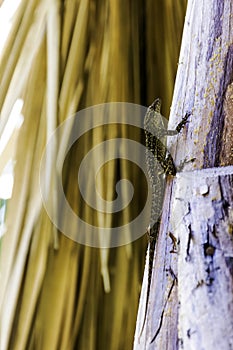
[0, 1, 187, 349]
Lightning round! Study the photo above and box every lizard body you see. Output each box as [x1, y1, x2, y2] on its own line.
[140, 98, 189, 338]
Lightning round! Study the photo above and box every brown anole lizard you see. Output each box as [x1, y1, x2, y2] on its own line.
[140, 98, 190, 340]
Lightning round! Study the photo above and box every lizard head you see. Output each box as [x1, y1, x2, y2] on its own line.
[149, 98, 162, 113]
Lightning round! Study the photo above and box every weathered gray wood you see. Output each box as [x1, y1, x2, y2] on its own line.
[134, 180, 180, 349]
[134, 0, 233, 349]
[172, 168, 233, 349]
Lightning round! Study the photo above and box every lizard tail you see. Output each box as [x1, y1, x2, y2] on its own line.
[138, 234, 157, 339]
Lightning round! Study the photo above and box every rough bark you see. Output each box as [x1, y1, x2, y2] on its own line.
[173, 167, 233, 349]
[134, 0, 233, 349]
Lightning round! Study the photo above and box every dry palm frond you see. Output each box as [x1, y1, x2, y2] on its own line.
[0, 1, 187, 349]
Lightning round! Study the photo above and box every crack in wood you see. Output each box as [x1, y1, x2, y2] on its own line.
[176, 165, 233, 178]
[150, 268, 177, 344]
[185, 223, 192, 262]
[204, 44, 233, 168]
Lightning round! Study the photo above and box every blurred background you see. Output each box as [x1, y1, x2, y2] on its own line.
[0, 0, 187, 349]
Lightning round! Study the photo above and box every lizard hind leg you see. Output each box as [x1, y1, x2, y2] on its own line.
[176, 156, 196, 172]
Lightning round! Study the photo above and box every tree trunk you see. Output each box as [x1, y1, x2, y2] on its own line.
[134, 0, 233, 349]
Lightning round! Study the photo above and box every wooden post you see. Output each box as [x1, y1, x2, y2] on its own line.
[134, 1, 233, 349]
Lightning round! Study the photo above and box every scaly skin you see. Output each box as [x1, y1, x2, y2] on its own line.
[140, 98, 189, 339]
